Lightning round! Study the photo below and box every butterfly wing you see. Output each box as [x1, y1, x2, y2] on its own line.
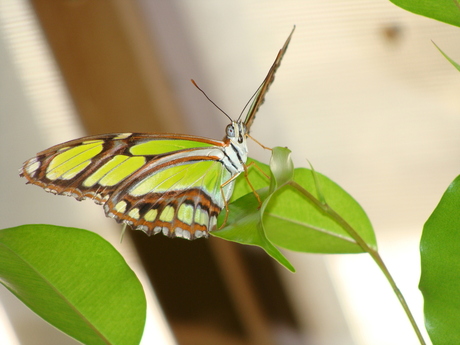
[20, 133, 235, 239]
[244, 26, 295, 132]
[20, 29, 294, 239]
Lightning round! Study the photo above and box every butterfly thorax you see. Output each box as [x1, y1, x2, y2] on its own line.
[221, 120, 248, 175]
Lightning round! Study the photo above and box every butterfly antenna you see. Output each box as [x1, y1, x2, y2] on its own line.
[191, 79, 232, 122]
[237, 78, 265, 121]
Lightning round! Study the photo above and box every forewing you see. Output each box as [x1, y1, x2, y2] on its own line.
[244, 26, 295, 132]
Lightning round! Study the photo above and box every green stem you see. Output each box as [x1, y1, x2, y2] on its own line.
[289, 180, 427, 345]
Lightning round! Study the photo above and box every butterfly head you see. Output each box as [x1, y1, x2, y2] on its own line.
[226, 120, 247, 145]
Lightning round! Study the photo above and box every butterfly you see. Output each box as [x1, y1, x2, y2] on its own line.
[20, 27, 294, 240]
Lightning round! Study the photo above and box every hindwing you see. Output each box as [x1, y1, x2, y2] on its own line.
[20, 133, 235, 239]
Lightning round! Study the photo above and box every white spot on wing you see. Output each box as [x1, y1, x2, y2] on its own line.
[24, 158, 41, 176]
[136, 225, 149, 232]
[182, 230, 191, 240]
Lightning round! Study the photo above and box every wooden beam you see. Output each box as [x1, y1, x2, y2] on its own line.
[30, 0, 185, 135]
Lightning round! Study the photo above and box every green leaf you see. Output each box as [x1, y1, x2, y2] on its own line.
[433, 42, 460, 72]
[419, 175, 460, 344]
[0, 224, 146, 345]
[214, 189, 295, 272]
[389, 0, 460, 28]
[262, 151, 376, 253]
[217, 146, 374, 268]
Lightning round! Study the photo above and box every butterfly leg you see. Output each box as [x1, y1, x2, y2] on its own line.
[242, 163, 263, 206]
[245, 160, 271, 182]
[248, 134, 272, 151]
[218, 172, 242, 229]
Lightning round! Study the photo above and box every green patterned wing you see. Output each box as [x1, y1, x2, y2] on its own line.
[20, 133, 235, 240]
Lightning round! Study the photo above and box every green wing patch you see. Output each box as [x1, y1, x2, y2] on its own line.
[130, 139, 214, 155]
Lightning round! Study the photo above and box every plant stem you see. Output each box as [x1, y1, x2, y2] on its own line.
[290, 180, 427, 345]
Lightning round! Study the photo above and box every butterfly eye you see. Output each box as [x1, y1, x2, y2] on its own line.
[226, 124, 235, 138]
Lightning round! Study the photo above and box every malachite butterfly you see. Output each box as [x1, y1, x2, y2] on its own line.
[20, 27, 294, 240]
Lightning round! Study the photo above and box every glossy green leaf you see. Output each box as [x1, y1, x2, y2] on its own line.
[217, 146, 375, 267]
[215, 189, 295, 272]
[390, 0, 460, 28]
[419, 175, 460, 344]
[433, 42, 460, 72]
[0, 224, 146, 345]
[262, 148, 376, 253]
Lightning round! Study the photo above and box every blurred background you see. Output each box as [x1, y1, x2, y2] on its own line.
[1, 0, 460, 344]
